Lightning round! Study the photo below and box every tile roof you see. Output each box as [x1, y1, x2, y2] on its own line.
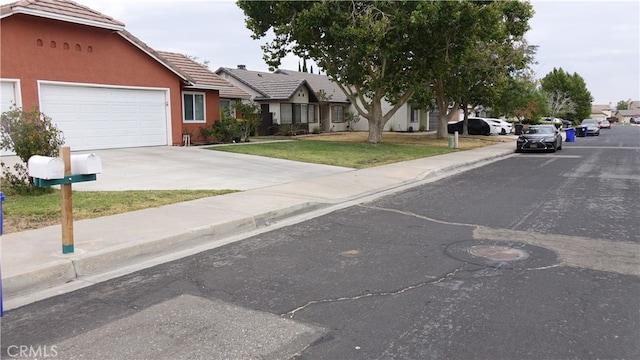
[0, 0, 124, 29]
[274, 69, 350, 103]
[216, 67, 312, 101]
[157, 52, 249, 98]
[591, 104, 612, 113]
[616, 109, 640, 116]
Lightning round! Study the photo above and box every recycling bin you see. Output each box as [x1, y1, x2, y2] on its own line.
[565, 128, 576, 142]
[514, 123, 524, 135]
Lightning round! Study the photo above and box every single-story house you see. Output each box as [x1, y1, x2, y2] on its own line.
[276, 69, 441, 133]
[217, 66, 441, 135]
[615, 109, 640, 124]
[216, 66, 335, 135]
[590, 104, 614, 121]
[0, 0, 244, 151]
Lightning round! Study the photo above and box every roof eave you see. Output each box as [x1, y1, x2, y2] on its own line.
[8, 7, 124, 31]
[183, 84, 231, 91]
[221, 94, 252, 100]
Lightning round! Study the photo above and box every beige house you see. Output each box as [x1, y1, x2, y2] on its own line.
[614, 100, 640, 124]
[590, 104, 614, 121]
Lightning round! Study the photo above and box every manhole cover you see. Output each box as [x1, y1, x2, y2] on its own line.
[444, 240, 560, 270]
[469, 245, 529, 261]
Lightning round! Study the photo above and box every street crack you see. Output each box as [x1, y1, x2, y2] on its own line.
[283, 266, 464, 319]
[361, 205, 478, 228]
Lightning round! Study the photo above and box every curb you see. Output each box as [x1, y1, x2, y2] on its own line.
[3, 201, 328, 300]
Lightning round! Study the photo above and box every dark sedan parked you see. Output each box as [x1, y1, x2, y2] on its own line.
[516, 125, 563, 153]
[447, 117, 493, 136]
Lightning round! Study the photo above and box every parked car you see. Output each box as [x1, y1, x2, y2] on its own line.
[580, 119, 600, 136]
[629, 117, 638, 124]
[516, 125, 563, 153]
[447, 117, 500, 136]
[599, 119, 611, 129]
[541, 117, 563, 129]
[485, 118, 513, 135]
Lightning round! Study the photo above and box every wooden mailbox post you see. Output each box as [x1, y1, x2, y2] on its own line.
[28, 146, 101, 254]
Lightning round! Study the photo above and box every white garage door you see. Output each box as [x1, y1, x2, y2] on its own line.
[40, 83, 169, 151]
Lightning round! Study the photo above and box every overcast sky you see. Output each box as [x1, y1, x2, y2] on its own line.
[73, 0, 639, 106]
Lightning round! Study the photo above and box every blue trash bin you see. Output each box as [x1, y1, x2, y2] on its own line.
[565, 128, 576, 142]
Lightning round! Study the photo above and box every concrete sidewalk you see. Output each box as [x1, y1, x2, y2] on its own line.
[1, 141, 516, 310]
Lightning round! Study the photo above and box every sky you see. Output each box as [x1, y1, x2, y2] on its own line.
[70, 0, 640, 106]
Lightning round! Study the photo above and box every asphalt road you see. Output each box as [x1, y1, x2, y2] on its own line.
[2, 126, 638, 360]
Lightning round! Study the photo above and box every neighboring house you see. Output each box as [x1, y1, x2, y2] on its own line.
[286, 69, 437, 133]
[218, 66, 438, 135]
[216, 66, 326, 135]
[0, 0, 241, 150]
[615, 109, 640, 124]
[628, 100, 640, 110]
[156, 51, 250, 144]
[590, 104, 613, 121]
[273, 69, 351, 132]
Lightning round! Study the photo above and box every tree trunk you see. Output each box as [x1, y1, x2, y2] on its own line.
[366, 99, 385, 143]
[434, 80, 458, 139]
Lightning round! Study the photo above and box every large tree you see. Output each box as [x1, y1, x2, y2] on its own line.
[238, 0, 421, 143]
[540, 68, 593, 122]
[410, 1, 535, 137]
[491, 73, 549, 122]
[237, 0, 534, 142]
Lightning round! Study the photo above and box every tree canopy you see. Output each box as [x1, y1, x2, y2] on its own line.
[491, 72, 549, 122]
[238, 0, 534, 142]
[540, 67, 593, 122]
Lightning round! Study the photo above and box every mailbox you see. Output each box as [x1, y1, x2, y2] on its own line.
[71, 153, 102, 175]
[28, 155, 64, 180]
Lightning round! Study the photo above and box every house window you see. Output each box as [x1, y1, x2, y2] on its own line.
[280, 103, 308, 124]
[183, 92, 205, 122]
[332, 105, 345, 123]
[280, 103, 293, 124]
[220, 99, 235, 117]
[410, 107, 420, 123]
[308, 104, 317, 123]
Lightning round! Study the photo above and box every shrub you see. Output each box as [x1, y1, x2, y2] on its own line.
[1, 106, 64, 163]
[199, 125, 216, 143]
[311, 126, 321, 134]
[234, 102, 261, 142]
[0, 106, 64, 194]
[278, 124, 301, 136]
[213, 116, 241, 143]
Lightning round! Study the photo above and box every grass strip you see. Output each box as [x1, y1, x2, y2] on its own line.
[1, 189, 236, 234]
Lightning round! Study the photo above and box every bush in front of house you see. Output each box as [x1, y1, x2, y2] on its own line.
[0, 106, 65, 194]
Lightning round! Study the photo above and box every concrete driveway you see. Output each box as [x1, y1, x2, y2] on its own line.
[0, 145, 353, 191]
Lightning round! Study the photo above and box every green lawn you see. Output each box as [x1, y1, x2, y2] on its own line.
[208, 139, 456, 168]
[2, 189, 236, 234]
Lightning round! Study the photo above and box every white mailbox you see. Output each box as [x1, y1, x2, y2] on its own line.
[28, 155, 65, 180]
[71, 153, 102, 175]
